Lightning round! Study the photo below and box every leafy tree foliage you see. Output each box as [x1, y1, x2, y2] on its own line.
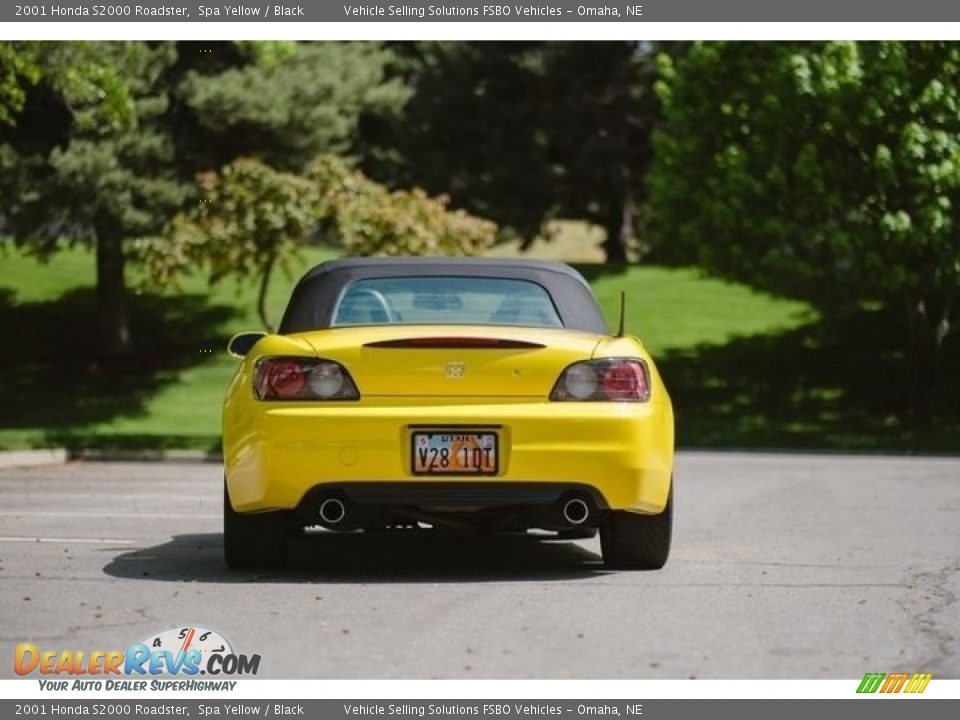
[537, 42, 657, 263]
[0, 42, 181, 357]
[0, 41, 404, 356]
[0, 42, 41, 125]
[364, 41, 658, 262]
[649, 41, 960, 415]
[142, 158, 315, 330]
[363, 43, 551, 241]
[309, 155, 496, 258]
[174, 42, 408, 173]
[146, 155, 496, 330]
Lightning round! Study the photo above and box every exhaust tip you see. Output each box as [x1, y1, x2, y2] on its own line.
[319, 497, 347, 526]
[561, 497, 590, 526]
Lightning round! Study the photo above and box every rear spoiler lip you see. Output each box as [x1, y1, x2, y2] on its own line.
[363, 337, 546, 349]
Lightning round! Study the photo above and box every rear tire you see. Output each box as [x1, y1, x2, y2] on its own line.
[223, 483, 290, 569]
[600, 482, 672, 570]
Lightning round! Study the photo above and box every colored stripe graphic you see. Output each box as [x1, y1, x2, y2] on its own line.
[881, 672, 909, 693]
[857, 672, 932, 694]
[904, 673, 933, 693]
[857, 673, 886, 693]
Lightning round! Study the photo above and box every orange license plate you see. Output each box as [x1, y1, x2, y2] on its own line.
[411, 431, 498, 475]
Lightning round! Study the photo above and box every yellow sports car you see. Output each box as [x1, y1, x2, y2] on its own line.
[223, 258, 674, 570]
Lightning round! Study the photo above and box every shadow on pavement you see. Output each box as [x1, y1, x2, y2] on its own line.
[102, 531, 609, 584]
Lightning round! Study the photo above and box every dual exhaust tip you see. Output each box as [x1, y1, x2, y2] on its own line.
[561, 496, 591, 526]
[318, 497, 347, 526]
[317, 493, 593, 529]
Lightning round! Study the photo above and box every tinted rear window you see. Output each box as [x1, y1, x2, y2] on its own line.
[332, 276, 564, 328]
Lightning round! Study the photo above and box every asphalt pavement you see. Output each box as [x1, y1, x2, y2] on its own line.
[0, 452, 957, 679]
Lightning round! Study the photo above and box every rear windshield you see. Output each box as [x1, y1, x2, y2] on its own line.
[331, 276, 564, 328]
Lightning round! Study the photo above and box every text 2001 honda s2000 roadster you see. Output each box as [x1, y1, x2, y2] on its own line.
[223, 258, 674, 570]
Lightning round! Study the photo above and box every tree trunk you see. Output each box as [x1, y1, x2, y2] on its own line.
[94, 224, 132, 358]
[903, 291, 949, 423]
[257, 253, 277, 332]
[602, 165, 633, 265]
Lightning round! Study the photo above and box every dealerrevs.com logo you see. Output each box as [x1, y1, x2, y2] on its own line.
[14, 626, 260, 691]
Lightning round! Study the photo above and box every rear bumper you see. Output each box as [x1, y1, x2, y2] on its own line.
[296, 481, 609, 530]
[301, 481, 608, 509]
[223, 399, 673, 514]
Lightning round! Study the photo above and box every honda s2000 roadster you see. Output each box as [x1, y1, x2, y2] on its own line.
[223, 258, 674, 570]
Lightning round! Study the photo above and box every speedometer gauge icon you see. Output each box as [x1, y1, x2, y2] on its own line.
[139, 626, 233, 663]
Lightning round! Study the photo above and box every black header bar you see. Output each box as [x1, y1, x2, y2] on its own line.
[6, 0, 960, 23]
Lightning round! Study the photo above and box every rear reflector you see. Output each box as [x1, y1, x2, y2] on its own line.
[364, 337, 545, 349]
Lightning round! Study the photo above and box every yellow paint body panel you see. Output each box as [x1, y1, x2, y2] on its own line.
[223, 325, 674, 515]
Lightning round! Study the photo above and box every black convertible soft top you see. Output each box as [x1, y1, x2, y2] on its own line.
[278, 257, 609, 335]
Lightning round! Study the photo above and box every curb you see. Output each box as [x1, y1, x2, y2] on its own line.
[0, 448, 69, 470]
[71, 449, 223, 463]
[0, 448, 222, 468]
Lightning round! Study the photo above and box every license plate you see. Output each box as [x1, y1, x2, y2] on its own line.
[411, 431, 498, 475]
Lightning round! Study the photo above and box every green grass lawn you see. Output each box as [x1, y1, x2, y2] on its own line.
[1, 243, 957, 453]
[0, 244, 332, 451]
[581, 264, 812, 354]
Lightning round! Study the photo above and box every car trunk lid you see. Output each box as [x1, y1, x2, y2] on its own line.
[294, 325, 603, 398]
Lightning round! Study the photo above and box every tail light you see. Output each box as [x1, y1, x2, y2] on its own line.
[550, 359, 650, 402]
[255, 358, 360, 401]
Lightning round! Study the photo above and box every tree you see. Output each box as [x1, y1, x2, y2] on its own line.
[0, 41, 406, 357]
[363, 42, 554, 242]
[538, 42, 658, 263]
[142, 158, 315, 331]
[0, 42, 182, 358]
[0, 42, 41, 125]
[173, 42, 408, 173]
[649, 41, 960, 415]
[362, 42, 659, 262]
[308, 154, 496, 258]
[144, 155, 496, 330]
